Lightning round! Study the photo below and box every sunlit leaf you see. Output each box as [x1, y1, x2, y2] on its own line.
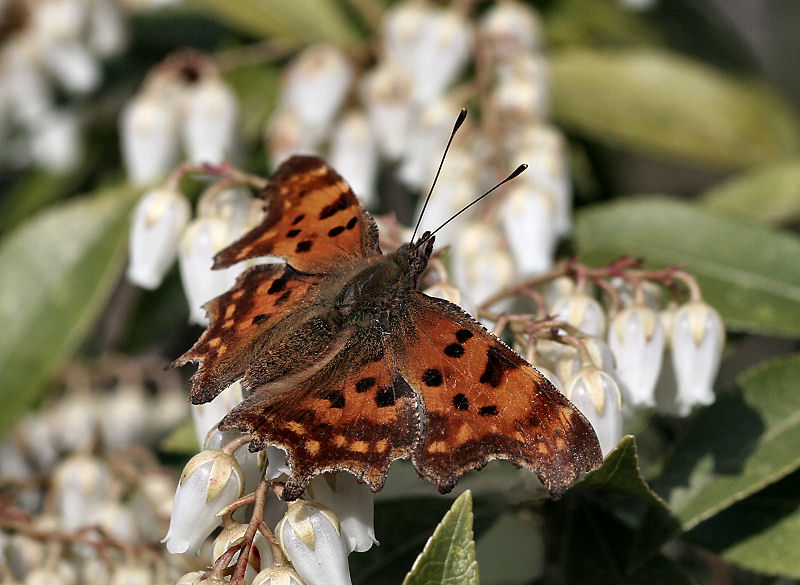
[0, 184, 140, 434]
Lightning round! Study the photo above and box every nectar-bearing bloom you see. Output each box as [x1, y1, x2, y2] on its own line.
[306, 473, 378, 553]
[565, 366, 623, 456]
[163, 449, 245, 555]
[669, 301, 725, 415]
[277, 500, 352, 585]
[127, 187, 191, 290]
[252, 566, 305, 585]
[550, 292, 607, 337]
[608, 304, 666, 409]
[181, 74, 239, 165]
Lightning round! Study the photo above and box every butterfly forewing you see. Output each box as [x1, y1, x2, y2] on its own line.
[214, 156, 380, 273]
[395, 291, 603, 497]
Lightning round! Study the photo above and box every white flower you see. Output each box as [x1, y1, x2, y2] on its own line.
[565, 366, 623, 456]
[179, 217, 245, 325]
[88, 0, 128, 57]
[550, 292, 607, 337]
[181, 75, 239, 164]
[127, 186, 191, 289]
[398, 97, 460, 190]
[306, 473, 378, 553]
[28, 109, 82, 173]
[98, 385, 150, 449]
[500, 183, 557, 276]
[608, 304, 666, 409]
[213, 522, 274, 579]
[42, 41, 101, 95]
[277, 500, 352, 585]
[281, 44, 353, 143]
[383, 2, 472, 104]
[51, 454, 113, 532]
[163, 449, 245, 555]
[120, 85, 181, 185]
[252, 566, 305, 585]
[328, 111, 378, 207]
[108, 563, 151, 585]
[479, 0, 544, 61]
[449, 222, 514, 306]
[360, 63, 413, 160]
[205, 428, 266, 493]
[265, 445, 292, 481]
[191, 380, 245, 447]
[669, 301, 725, 415]
[266, 107, 319, 169]
[197, 185, 258, 241]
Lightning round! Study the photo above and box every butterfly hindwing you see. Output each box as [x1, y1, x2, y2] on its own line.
[174, 262, 324, 404]
[394, 291, 603, 497]
[219, 335, 420, 500]
[214, 156, 380, 273]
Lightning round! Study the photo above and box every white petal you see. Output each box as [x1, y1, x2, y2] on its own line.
[181, 76, 239, 165]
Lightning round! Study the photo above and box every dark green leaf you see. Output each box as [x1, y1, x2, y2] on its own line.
[653, 353, 800, 529]
[0, 184, 140, 434]
[402, 490, 479, 585]
[476, 512, 544, 585]
[574, 197, 800, 336]
[225, 64, 282, 144]
[550, 49, 800, 169]
[701, 159, 800, 225]
[687, 467, 800, 579]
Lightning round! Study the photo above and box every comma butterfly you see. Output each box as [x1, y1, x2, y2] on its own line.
[174, 155, 602, 500]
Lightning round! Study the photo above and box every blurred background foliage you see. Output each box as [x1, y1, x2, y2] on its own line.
[1, 0, 800, 583]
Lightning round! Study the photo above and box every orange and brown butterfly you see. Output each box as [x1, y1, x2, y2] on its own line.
[174, 155, 603, 501]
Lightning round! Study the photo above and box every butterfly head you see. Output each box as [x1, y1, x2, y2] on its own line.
[393, 231, 435, 286]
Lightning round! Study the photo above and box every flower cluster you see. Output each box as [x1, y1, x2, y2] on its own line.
[0, 358, 193, 582]
[164, 379, 377, 585]
[0, 0, 128, 173]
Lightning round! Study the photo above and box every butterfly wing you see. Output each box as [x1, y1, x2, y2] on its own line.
[174, 263, 325, 404]
[218, 334, 420, 500]
[214, 156, 380, 273]
[393, 291, 603, 497]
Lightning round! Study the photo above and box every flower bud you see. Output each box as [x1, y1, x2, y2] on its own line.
[163, 449, 245, 554]
[565, 366, 623, 456]
[277, 500, 352, 585]
[550, 292, 607, 337]
[252, 566, 305, 585]
[306, 473, 378, 553]
[669, 301, 724, 415]
[127, 186, 191, 289]
[608, 304, 665, 409]
[205, 428, 265, 493]
[197, 185, 258, 242]
[120, 85, 181, 185]
[329, 111, 378, 207]
[52, 454, 113, 532]
[181, 75, 239, 165]
[212, 522, 273, 579]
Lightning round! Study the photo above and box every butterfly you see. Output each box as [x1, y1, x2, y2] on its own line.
[174, 155, 602, 501]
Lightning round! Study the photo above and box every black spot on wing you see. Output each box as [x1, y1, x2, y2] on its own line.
[292, 214, 305, 225]
[478, 405, 498, 416]
[251, 314, 269, 325]
[267, 277, 287, 294]
[296, 240, 313, 253]
[480, 345, 519, 388]
[286, 229, 301, 238]
[322, 390, 345, 409]
[346, 217, 358, 229]
[328, 226, 345, 237]
[444, 343, 465, 358]
[375, 386, 395, 407]
[452, 393, 469, 411]
[275, 290, 292, 306]
[455, 329, 473, 343]
[319, 193, 351, 220]
[355, 377, 376, 393]
[421, 368, 443, 387]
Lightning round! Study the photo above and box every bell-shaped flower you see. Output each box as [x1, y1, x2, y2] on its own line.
[500, 183, 557, 276]
[669, 301, 725, 415]
[479, 0, 544, 62]
[265, 445, 292, 481]
[191, 380, 244, 447]
[607, 304, 665, 409]
[51, 454, 113, 532]
[162, 449, 245, 555]
[450, 221, 514, 306]
[252, 566, 305, 585]
[197, 185, 258, 242]
[565, 366, 623, 456]
[127, 186, 191, 289]
[212, 521, 274, 579]
[120, 84, 181, 185]
[383, 2, 472, 104]
[266, 107, 319, 169]
[28, 109, 82, 173]
[277, 500, 352, 585]
[43, 41, 101, 95]
[205, 427, 265, 493]
[181, 74, 239, 165]
[178, 217, 245, 325]
[306, 473, 378, 553]
[328, 111, 377, 207]
[398, 97, 459, 190]
[87, 0, 128, 58]
[360, 63, 413, 160]
[281, 44, 353, 144]
[550, 292, 607, 337]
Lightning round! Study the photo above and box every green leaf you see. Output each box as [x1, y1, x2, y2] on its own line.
[687, 467, 800, 579]
[403, 491, 479, 585]
[653, 353, 800, 530]
[225, 64, 282, 144]
[159, 418, 199, 454]
[574, 197, 800, 336]
[550, 48, 800, 169]
[701, 159, 800, 225]
[476, 512, 544, 585]
[188, 0, 364, 46]
[544, 0, 662, 48]
[0, 184, 140, 434]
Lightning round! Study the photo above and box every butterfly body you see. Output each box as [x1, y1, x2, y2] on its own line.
[176, 155, 602, 500]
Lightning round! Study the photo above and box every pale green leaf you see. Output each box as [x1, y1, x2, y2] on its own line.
[654, 353, 800, 529]
[476, 512, 544, 585]
[0, 184, 140, 434]
[574, 197, 800, 336]
[550, 48, 800, 169]
[701, 159, 800, 224]
[403, 491, 479, 585]
[225, 64, 282, 143]
[188, 0, 364, 46]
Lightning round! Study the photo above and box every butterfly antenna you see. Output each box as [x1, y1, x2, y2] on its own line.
[423, 164, 528, 241]
[410, 107, 469, 243]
